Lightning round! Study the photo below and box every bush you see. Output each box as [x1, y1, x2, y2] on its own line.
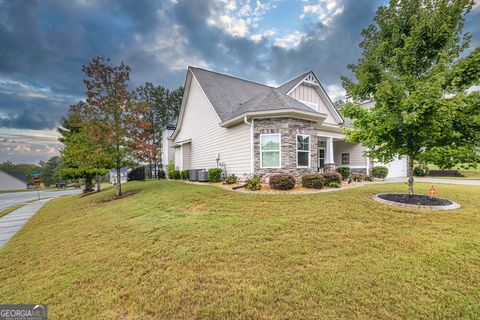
[372, 166, 389, 179]
[269, 174, 296, 190]
[246, 175, 261, 191]
[173, 170, 181, 180]
[180, 169, 190, 180]
[223, 174, 238, 184]
[351, 173, 366, 182]
[413, 164, 430, 177]
[158, 169, 166, 179]
[301, 174, 325, 189]
[321, 171, 342, 185]
[208, 168, 223, 183]
[167, 161, 176, 179]
[336, 166, 350, 180]
[328, 182, 341, 188]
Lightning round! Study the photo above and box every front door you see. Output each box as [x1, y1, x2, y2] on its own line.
[318, 148, 325, 171]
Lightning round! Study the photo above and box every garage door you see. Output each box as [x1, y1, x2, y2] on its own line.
[378, 156, 407, 178]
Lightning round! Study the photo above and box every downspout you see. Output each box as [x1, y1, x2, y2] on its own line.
[244, 116, 254, 175]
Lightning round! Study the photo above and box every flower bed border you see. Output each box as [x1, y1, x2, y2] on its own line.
[371, 193, 460, 210]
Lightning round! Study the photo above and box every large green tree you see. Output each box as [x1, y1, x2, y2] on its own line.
[58, 101, 111, 192]
[40, 156, 62, 186]
[342, 0, 480, 195]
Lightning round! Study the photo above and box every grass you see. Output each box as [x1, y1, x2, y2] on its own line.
[0, 204, 24, 218]
[0, 180, 479, 319]
[416, 163, 480, 180]
[0, 189, 32, 194]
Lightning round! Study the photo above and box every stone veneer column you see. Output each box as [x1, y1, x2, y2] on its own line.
[254, 118, 318, 180]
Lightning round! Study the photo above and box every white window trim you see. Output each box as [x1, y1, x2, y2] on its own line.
[296, 134, 311, 168]
[260, 133, 281, 168]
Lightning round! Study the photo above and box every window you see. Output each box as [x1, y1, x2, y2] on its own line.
[342, 153, 350, 165]
[299, 100, 318, 111]
[260, 134, 281, 168]
[297, 134, 310, 167]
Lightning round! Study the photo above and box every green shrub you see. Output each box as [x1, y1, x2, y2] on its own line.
[301, 174, 325, 189]
[246, 175, 261, 191]
[208, 168, 223, 183]
[336, 166, 350, 180]
[328, 182, 341, 188]
[167, 161, 176, 179]
[372, 166, 389, 179]
[158, 169, 166, 179]
[180, 169, 190, 180]
[269, 174, 296, 190]
[173, 170, 181, 180]
[321, 171, 342, 185]
[223, 174, 238, 184]
[413, 164, 430, 177]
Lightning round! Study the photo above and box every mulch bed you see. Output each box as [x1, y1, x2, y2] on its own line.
[377, 193, 452, 206]
[97, 191, 138, 204]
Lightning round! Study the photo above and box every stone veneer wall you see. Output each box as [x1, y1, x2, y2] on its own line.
[254, 118, 318, 179]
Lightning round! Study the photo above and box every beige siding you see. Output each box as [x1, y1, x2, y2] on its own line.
[333, 141, 367, 167]
[0, 171, 27, 191]
[182, 143, 192, 170]
[174, 76, 251, 177]
[174, 147, 181, 170]
[289, 84, 337, 124]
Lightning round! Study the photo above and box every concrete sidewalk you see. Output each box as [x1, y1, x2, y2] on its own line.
[386, 177, 480, 186]
[0, 198, 55, 248]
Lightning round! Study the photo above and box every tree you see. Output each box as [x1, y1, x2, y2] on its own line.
[58, 102, 111, 192]
[82, 57, 140, 196]
[40, 156, 62, 186]
[167, 86, 184, 123]
[342, 0, 480, 195]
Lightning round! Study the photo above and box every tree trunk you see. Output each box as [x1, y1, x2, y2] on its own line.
[116, 167, 122, 196]
[149, 162, 152, 180]
[407, 156, 414, 196]
[154, 160, 158, 179]
[96, 173, 101, 192]
[85, 176, 94, 193]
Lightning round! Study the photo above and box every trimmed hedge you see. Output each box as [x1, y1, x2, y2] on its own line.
[413, 165, 430, 177]
[158, 169, 166, 179]
[246, 175, 261, 191]
[321, 171, 342, 185]
[336, 166, 350, 180]
[208, 168, 223, 183]
[180, 169, 190, 180]
[301, 174, 325, 189]
[167, 161, 176, 179]
[173, 170, 181, 180]
[269, 174, 296, 190]
[351, 173, 372, 182]
[372, 166, 389, 179]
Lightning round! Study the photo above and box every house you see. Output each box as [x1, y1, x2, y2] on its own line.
[165, 67, 407, 180]
[0, 170, 28, 191]
[109, 167, 131, 184]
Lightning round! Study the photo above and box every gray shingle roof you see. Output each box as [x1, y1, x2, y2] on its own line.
[189, 67, 322, 122]
[2, 170, 27, 183]
[277, 72, 310, 94]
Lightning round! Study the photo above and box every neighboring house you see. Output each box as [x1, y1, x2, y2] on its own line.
[0, 170, 28, 191]
[166, 67, 407, 179]
[109, 167, 131, 184]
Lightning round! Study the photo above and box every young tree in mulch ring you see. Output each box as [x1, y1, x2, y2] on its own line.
[342, 0, 480, 196]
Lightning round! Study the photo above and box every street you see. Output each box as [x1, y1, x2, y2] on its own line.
[0, 189, 81, 212]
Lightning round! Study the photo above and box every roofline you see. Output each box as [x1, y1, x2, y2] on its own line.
[0, 169, 27, 185]
[171, 69, 194, 140]
[220, 109, 328, 127]
[188, 66, 274, 89]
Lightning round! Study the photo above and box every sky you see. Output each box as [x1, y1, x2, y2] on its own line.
[0, 0, 479, 164]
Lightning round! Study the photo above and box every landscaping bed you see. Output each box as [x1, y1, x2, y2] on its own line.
[378, 193, 452, 206]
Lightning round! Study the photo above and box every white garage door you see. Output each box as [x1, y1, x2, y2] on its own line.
[378, 156, 407, 178]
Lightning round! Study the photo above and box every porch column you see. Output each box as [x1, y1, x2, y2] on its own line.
[325, 137, 335, 171]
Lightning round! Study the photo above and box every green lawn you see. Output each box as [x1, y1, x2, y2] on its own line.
[0, 180, 479, 319]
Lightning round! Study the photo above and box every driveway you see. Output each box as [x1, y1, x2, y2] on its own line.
[386, 177, 480, 186]
[0, 189, 81, 248]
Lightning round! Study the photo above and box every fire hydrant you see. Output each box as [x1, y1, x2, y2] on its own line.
[429, 185, 436, 197]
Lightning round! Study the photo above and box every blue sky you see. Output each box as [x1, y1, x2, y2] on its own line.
[0, 0, 479, 164]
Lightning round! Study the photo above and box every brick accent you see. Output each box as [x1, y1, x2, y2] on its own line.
[254, 118, 318, 180]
